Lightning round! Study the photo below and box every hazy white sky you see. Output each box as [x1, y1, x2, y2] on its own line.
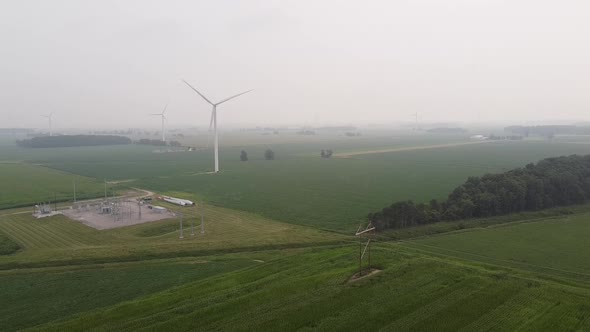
[1, 0, 589, 129]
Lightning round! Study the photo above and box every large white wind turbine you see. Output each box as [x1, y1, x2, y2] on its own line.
[150, 104, 168, 142]
[183, 80, 252, 173]
[41, 113, 53, 136]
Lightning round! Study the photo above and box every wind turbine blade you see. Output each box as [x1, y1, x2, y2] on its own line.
[209, 111, 214, 131]
[182, 80, 213, 105]
[215, 89, 253, 106]
[162, 103, 168, 114]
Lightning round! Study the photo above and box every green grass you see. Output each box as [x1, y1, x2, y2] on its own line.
[378, 205, 583, 241]
[5, 135, 590, 330]
[404, 211, 590, 282]
[132, 140, 590, 232]
[0, 205, 346, 269]
[28, 246, 590, 331]
[5, 135, 590, 232]
[0, 256, 256, 331]
[0, 163, 104, 209]
[0, 231, 20, 255]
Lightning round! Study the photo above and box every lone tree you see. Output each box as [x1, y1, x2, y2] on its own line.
[264, 149, 275, 160]
[320, 150, 326, 158]
[240, 150, 248, 161]
[321, 149, 333, 158]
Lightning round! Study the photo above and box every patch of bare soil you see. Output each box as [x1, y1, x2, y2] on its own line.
[348, 268, 382, 283]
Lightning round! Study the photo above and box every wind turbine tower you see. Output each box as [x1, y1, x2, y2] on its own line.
[183, 80, 252, 173]
[150, 104, 168, 142]
[41, 113, 53, 136]
[411, 112, 419, 130]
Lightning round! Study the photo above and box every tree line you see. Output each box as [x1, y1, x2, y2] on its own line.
[135, 139, 182, 147]
[369, 154, 590, 230]
[16, 135, 131, 148]
[239, 149, 275, 161]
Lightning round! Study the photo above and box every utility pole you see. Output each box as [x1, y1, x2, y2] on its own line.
[355, 223, 375, 278]
[200, 201, 205, 234]
[179, 212, 184, 239]
[359, 234, 362, 276]
[191, 205, 195, 236]
[73, 179, 77, 203]
[368, 237, 371, 270]
[104, 178, 107, 200]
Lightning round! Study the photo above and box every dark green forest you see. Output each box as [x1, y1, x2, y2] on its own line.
[369, 154, 590, 230]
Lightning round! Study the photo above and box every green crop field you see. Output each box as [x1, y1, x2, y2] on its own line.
[1, 204, 590, 330]
[0, 256, 257, 331]
[132, 140, 590, 232]
[25, 245, 590, 331]
[4, 133, 590, 330]
[402, 211, 590, 282]
[6, 136, 590, 232]
[0, 163, 104, 209]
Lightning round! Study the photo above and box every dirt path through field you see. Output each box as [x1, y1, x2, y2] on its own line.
[334, 140, 492, 158]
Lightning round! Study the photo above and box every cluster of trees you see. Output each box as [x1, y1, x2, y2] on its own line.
[320, 149, 333, 158]
[345, 132, 361, 137]
[487, 134, 523, 141]
[16, 135, 131, 148]
[0, 128, 34, 134]
[135, 139, 182, 147]
[369, 155, 590, 230]
[316, 126, 356, 131]
[296, 130, 315, 135]
[91, 129, 134, 135]
[239, 149, 275, 161]
[264, 149, 275, 160]
[136, 139, 166, 146]
[426, 127, 468, 134]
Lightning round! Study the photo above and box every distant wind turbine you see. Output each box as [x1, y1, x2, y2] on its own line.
[410, 112, 419, 130]
[183, 80, 252, 173]
[41, 113, 53, 136]
[149, 104, 168, 142]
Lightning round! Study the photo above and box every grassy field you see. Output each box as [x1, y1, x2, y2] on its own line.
[133, 140, 590, 232]
[0, 163, 104, 209]
[5, 134, 590, 232]
[0, 231, 20, 255]
[403, 211, 590, 282]
[27, 246, 590, 331]
[4, 133, 590, 330]
[0, 204, 588, 330]
[0, 256, 256, 331]
[0, 204, 345, 269]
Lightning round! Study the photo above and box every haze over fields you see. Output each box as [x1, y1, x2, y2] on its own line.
[2, 1, 590, 129]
